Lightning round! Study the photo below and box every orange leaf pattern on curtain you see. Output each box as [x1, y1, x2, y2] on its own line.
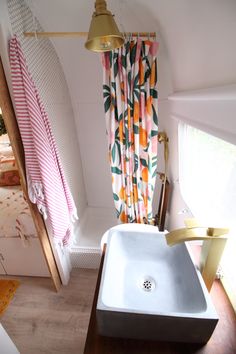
[102, 39, 159, 223]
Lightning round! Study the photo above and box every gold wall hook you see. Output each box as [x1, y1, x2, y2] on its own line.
[158, 132, 169, 165]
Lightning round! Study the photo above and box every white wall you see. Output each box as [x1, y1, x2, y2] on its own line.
[57, 40, 112, 207]
[149, 0, 236, 91]
[9, 0, 236, 231]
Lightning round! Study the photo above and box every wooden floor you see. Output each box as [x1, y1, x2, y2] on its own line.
[1, 267, 236, 354]
[0, 269, 98, 354]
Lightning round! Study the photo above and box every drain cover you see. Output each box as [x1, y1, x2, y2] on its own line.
[140, 276, 156, 292]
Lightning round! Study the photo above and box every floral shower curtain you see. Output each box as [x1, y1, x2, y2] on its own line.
[102, 39, 159, 223]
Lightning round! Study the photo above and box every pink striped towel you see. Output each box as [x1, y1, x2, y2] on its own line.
[9, 36, 78, 246]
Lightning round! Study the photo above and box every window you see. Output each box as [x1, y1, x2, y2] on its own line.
[178, 122, 236, 307]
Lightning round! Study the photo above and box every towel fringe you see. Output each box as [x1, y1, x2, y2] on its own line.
[70, 210, 78, 223]
[27, 180, 48, 219]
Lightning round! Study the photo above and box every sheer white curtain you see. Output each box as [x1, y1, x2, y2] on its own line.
[178, 122, 236, 228]
[178, 122, 236, 304]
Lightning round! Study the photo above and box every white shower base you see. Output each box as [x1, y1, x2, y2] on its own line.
[70, 207, 118, 268]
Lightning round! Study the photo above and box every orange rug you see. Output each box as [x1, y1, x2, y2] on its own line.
[0, 279, 20, 316]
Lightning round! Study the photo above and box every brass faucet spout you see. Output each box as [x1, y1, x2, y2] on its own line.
[165, 220, 229, 291]
[165, 227, 229, 246]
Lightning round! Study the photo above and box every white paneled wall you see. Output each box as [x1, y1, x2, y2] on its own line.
[76, 102, 113, 208]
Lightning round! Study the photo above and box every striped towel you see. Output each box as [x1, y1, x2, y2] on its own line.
[9, 36, 78, 246]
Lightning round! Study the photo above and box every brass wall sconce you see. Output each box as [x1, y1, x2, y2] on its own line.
[85, 0, 124, 52]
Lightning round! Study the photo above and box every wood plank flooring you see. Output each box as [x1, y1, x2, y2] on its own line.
[1, 266, 236, 354]
[0, 269, 98, 354]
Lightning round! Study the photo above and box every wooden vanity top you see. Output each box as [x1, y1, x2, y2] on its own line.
[84, 249, 236, 354]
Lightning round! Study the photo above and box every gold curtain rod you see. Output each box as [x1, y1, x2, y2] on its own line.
[23, 31, 156, 38]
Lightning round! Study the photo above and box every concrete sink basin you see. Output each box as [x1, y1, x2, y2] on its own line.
[96, 224, 218, 343]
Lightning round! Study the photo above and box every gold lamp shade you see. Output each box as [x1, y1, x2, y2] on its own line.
[85, 0, 124, 52]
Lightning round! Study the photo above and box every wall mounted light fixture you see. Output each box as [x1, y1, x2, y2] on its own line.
[85, 0, 124, 52]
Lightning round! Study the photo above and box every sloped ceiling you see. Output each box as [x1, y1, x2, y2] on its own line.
[29, 0, 236, 93]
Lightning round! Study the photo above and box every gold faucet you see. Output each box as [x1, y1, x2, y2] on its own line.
[165, 219, 229, 291]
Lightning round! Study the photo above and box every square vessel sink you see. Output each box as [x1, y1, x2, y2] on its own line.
[97, 224, 218, 343]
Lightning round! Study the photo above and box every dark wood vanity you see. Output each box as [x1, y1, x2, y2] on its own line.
[84, 248, 236, 354]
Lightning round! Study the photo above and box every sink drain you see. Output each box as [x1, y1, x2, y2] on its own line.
[140, 276, 156, 292]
